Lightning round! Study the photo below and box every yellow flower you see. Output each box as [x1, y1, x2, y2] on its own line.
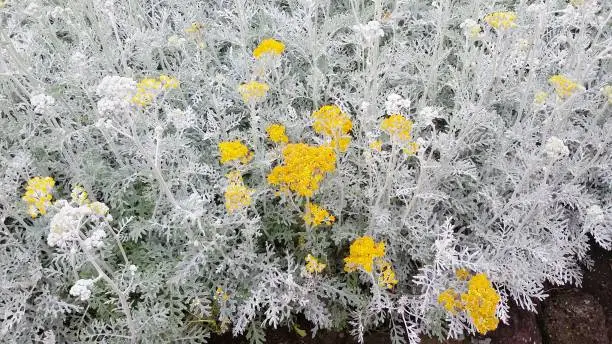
[215, 287, 230, 301]
[460, 273, 500, 334]
[303, 202, 335, 227]
[378, 260, 398, 289]
[344, 236, 386, 273]
[549, 74, 580, 98]
[602, 85, 612, 104]
[570, 0, 584, 6]
[224, 172, 253, 213]
[312, 105, 352, 152]
[253, 38, 285, 59]
[267, 143, 336, 198]
[88, 202, 110, 216]
[238, 81, 270, 103]
[402, 141, 419, 155]
[22, 176, 55, 218]
[534, 91, 549, 104]
[185, 22, 204, 34]
[484, 11, 517, 30]
[305, 254, 326, 274]
[70, 185, 89, 206]
[438, 288, 462, 314]
[218, 141, 253, 165]
[131, 75, 179, 106]
[312, 105, 352, 137]
[159, 74, 180, 89]
[381, 114, 414, 142]
[455, 268, 472, 281]
[370, 140, 383, 151]
[266, 124, 289, 144]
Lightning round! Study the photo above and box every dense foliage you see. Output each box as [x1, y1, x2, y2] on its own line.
[1, 0, 611, 343]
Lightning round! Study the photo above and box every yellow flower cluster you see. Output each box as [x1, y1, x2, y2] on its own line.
[185, 22, 204, 34]
[224, 171, 253, 213]
[238, 81, 269, 103]
[344, 236, 386, 273]
[312, 105, 353, 152]
[253, 38, 285, 60]
[548, 74, 580, 98]
[602, 85, 612, 104]
[484, 11, 517, 30]
[266, 123, 289, 144]
[303, 202, 335, 227]
[378, 260, 398, 289]
[22, 176, 55, 218]
[70, 185, 89, 206]
[218, 141, 253, 165]
[534, 91, 549, 104]
[455, 268, 472, 281]
[267, 143, 336, 198]
[438, 288, 461, 314]
[305, 253, 326, 274]
[438, 273, 500, 335]
[461, 273, 500, 334]
[381, 114, 413, 142]
[131, 75, 180, 106]
[370, 140, 383, 151]
[215, 286, 230, 301]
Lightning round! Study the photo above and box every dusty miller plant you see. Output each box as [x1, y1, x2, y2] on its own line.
[0, 0, 611, 343]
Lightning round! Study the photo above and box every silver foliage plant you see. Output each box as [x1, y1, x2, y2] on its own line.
[1, 0, 611, 343]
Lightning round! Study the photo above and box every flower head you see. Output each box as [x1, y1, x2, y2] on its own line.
[224, 171, 253, 213]
[69, 279, 95, 301]
[549, 74, 580, 98]
[305, 254, 326, 274]
[266, 123, 289, 144]
[267, 143, 336, 197]
[378, 260, 398, 289]
[303, 202, 335, 227]
[218, 141, 253, 165]
[461, 273, 500, 334]
[312, 105, 352, 152]
[381, 114, 414, 142]
[484, 11, 517, 30]
[253, 38, 285, 59]
[344, 236, 386, 273]
[438, 288, 462, 314]
[131, 75, 179, 107]
[456, 268, 472, 280]
[23, 176, 55, 218]
[460, 19, 483, 39]
[238, 81, 270, 103]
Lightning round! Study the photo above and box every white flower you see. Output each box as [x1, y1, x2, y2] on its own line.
[95, 76, 137, 116]
[417, 106, 440, 127]
[167, 107, 196, 130]
[69, 279, 94, 301]
[30, 94, 55, 114]
[48, 202, 93, 248]
[352, 21, 384, 45]
[385, 93, 411, 115]
[82, 228, 106, 250]
[586, 205, 605, 223]
[128, 264, 138, 275]
[543, 136, 569, 160]
[459, 19, 483, 40]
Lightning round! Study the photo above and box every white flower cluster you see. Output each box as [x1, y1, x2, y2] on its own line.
[83, 228, 107, 250]
[30, 94, 55, 114]
[385, 93, 411, 115]
[69, 279, 95, 301]
[543, 136, 569, 160]
[352, 20, 384, 45]
[167, 107, 196, 130]
[47, 200, 110, 248]
[95, 76, 137, 116]
[460, 19, 483, 40]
